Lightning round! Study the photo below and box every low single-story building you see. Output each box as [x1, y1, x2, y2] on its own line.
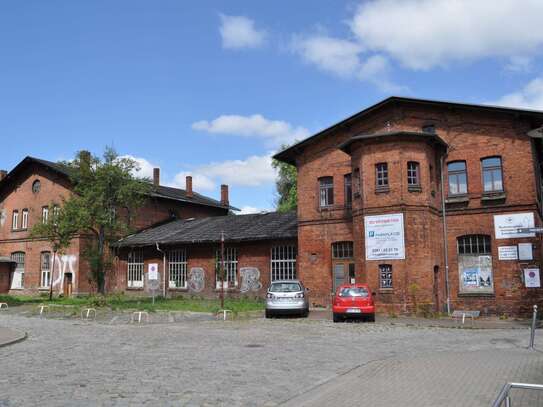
[113, 212, 298, 298]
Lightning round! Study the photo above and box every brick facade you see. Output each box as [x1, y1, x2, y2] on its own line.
[0, 158, 231, 296]
[276, 97, 543, 316]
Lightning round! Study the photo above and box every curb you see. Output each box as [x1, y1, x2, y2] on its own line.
[0, 329, 28, 348]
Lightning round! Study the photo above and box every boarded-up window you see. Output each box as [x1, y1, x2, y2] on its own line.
[457, 235, 493, 294]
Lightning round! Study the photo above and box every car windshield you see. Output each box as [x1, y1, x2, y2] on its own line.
[339, 287, 369, 297]
[270, 282, 302, 292]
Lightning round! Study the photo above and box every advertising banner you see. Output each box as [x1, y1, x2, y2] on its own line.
[494, 213, 535, 239]
[364, 213, 405, 260]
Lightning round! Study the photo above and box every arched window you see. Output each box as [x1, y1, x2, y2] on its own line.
[457, 235, 493, 294]
[319, 176, 334, 208]
[448, 161, 467, 195]
[481, 157, 503, 192]
[32, 179, 41, 193]
[10, 252, 25, 289]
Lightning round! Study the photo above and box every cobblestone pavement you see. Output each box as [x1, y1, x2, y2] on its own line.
[0, 313, 541, 407]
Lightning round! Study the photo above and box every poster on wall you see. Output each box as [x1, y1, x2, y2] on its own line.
[459, 255, 493, 293]
[364, 213, 405, 260]
[518, 243, 534, 261]
[148, 263, 159, 281]
[524, 268, 541, 288]
[494, 213, 535, 239]
[498, 246, 518, 260]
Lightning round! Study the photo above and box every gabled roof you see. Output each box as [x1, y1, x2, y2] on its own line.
[0, 156, 236, 211]
[115, 211, 297, 247]
[339, 131, 448, 154]
[273, 96, 543, 165]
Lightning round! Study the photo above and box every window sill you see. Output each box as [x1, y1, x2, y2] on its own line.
[375, 187, 390, 194]
[11, 228, 28, 233]
[408, 185, 422, 193]
[458, 292, 495, 298]
[481, 192, 506, 202]
[168, 287, 189, 291]
[445, 195, 469, 204]
[379, 288, 394, 294]
[126, 287, 144, 291]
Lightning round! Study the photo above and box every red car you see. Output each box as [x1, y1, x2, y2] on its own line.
[332, 284, 375, 322]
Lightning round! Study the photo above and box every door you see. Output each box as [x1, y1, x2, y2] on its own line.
[63, 273, 73, 297]
[333, 264, 345, 294]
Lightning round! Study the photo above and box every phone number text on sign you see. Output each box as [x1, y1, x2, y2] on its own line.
[364, 213, 405, 260]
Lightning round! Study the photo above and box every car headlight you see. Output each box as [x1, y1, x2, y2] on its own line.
[294, 293, 304, 299]
[266, 293, 274, 299]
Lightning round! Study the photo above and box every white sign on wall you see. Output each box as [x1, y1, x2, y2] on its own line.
[518, 243, 534, 261]
[498, 246, 518, 260]
[524, 268, 541, 288]
[148, 263, 159, 280]
[494, 213, 535, 239]
[364, 213, 405, 260]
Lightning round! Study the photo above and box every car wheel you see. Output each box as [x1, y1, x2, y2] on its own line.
[265, 310, 272, 319]
[333, 313, 341, 323]
[367, 313, 375, 322]
[302, 308, 309, 318]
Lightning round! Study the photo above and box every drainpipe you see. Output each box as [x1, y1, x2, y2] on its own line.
[439, 153, 451, 315]
[156, 242, 166, 298]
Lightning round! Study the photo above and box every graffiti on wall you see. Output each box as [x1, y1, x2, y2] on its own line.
[240, 267, 262, 293]
[188, 267, 205, 292]
[52, 254, 77, 291]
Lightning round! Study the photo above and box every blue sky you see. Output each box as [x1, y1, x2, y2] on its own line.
[2, 1, 543, 212]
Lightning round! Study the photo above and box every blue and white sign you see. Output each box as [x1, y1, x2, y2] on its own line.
[494, 213, 535, 239]
[364, 213, 405, 260]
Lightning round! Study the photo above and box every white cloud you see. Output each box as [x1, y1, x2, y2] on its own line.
[192, 114, 309, 147]
[291, 34, 404, 92]
[350, 0, 543, 70]
[490, 76, 543, 110]
[505, 56, 533, 73]
[119, 155, 157, 179]
[238, 206, 266, 215]
[219, 14, 265, 49]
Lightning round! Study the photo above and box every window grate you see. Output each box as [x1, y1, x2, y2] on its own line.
[379, 264, 392, 289]
[332, 241, 354, 259]
[127, 249, 144, 288]
[40, 252, 51, 288]
[10, 252, 25, 288]
[271, 245, 297, 281]
[216, 247, 238, 287]
[457, 235, 491, 255]
[168, 249, 187, 288]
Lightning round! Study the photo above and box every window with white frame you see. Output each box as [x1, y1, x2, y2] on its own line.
[10, 252, 25, 289]
[12, 210, 19, 230]
[168, 249, 187, 288]
[319, 176, 334, 208]
[127, 249, 144, 288]
[40, 251, 51, 288]
[376, 163, 389, 189]
[21, 209, 29, 229]
[42, 206, 49, 223]
[215, 247, 238, 288]
[271, 245, 297, 281]
[379, 264, 393, 289]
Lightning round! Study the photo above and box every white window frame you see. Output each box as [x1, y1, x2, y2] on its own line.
[216, 247, 238, 288]
[12, 210, 19, 230]
[40, 252, 51, 288]
[127, 249, 144, 288]
[21, 209, 29, 229]
[168, 249, 187, 289]
[10, 252, 25, 289]
[42, 206, 49, 223]
[271, 245, 297, 281]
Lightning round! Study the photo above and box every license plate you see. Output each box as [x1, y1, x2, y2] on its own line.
[347, 308, 361, 313]
[277, 298, 292, 302]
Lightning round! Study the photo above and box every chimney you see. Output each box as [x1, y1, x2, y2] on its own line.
[0, 170, 7, 181]
[153, 168, 160, 186]
[220, 184, 229, 206]
[186, 176, 193, 197]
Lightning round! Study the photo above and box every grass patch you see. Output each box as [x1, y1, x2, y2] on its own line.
[0, 294, 265, 314]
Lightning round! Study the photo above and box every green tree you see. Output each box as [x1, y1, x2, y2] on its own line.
[54, 148, 151, 294]
[272, 148, 297, 212]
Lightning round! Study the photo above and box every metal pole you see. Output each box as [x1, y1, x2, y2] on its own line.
[49, 250, 57, 301]
[220, 231, 225, 310]
[505, 395, 511, 407]
[529, 304, 538, 350]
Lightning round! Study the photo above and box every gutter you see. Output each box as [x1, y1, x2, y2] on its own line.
[439, 152, 451, 315]
[156, 242, 167, 298]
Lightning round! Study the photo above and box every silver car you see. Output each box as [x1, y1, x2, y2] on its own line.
[265, 280, 309, 318]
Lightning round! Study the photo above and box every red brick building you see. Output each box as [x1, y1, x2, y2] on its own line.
[0, 156, 233, 296]
[114, 212, 297, 298]
[274, 97, 543, 316]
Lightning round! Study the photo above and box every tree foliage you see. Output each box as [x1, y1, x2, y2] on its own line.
[272, 147, 297, 212]
[34, 148, 152, 294]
